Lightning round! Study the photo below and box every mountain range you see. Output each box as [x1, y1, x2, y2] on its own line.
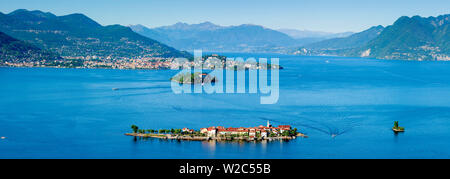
[296, 14, 450, 61]
[354, 14, 450, 60]
[131, 22, 304, 53]
[1, 9, 448, 62]
[277, 29, 353, 39]
[304, 25, 384, 50]
[0, 9, 191, 61]
[130, 22, 357, 53]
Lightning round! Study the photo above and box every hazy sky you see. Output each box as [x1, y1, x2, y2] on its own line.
[0, 0, 449, 33]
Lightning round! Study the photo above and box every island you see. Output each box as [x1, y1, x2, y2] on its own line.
[170, 72, 217, 84]
[392, 121, 405, 132]
[201, 54, 284, 70]
[126, 121, 308, 142]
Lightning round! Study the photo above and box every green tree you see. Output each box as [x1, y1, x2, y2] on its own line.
[292, 128, 298, 136]
[131, 125, 139, 133]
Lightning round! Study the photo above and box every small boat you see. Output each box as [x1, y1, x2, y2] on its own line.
[1, 137, 6, 140]
[112, 88, 119, 91]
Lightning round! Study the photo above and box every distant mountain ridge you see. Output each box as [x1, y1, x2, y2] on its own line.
[294, 14, 450, 61]
[305, 25, 384, 50]
[157, 21, 224, 31]
[0, 9, 191, 60]
[2, 9, 447, 61]
[277, 29, 354, 39]
[131, 22, 303, 53]
[293, 25, 384, 56]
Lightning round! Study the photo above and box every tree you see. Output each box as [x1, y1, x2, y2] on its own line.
[292, 128, 298, 136]
[131, 125, 139, 133]
[394, 121, 399, 129]
[159, 129, 165, 134]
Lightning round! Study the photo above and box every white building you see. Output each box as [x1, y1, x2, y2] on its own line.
[261, 130, 268, 138]
[207, 128, 217, 137]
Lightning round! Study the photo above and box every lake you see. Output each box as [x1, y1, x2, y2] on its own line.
[1, 53, 450, 159]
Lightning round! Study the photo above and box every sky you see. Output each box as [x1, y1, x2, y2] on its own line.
[0, 0, 449, 33]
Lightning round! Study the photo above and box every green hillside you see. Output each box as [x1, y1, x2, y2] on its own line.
[0, 9, 191, 60]
[305, 26, 384, 50]
[353, 14, 450, 60]
[1, 31, 60, 63]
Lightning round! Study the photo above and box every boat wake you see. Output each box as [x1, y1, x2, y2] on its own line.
[258, 114, 361, 138]
[112, 86, 171, 91]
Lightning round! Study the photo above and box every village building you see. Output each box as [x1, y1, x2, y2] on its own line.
[199, 121, 293, 138]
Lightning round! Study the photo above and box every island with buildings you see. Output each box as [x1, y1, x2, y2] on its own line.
[125, 121, 307, 142]
[200, 54, 284, 70]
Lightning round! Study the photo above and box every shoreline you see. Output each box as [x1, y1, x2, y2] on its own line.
[125, 133, 308, 142]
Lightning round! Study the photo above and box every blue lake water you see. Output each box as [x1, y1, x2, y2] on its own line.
[1, 54, 450, 159]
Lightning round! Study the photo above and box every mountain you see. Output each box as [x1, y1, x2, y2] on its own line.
[305, 25, 384, 50]
[0, 31, 60, 62]
[277, 29, 354, 39]
[352, 15, 450, 60]
[129, 24, 172, 45]
[293, 25, 384, 56]
[294, 14, 450, 61]
[0, 9, 191, 59]
[156, 21, 224, 31]
[131, 22, 303, 53]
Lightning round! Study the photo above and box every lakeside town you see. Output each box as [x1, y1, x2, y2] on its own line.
[0, 54, 283, 70]
[1, 57, 175, 70]
[125, 121, 308, 142]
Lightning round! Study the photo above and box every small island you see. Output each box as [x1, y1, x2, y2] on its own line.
[392, 121, 405, 132]
[170, 72, 216, 84]
[202, 54, 284, 70]
[126, 121, 307, 142]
